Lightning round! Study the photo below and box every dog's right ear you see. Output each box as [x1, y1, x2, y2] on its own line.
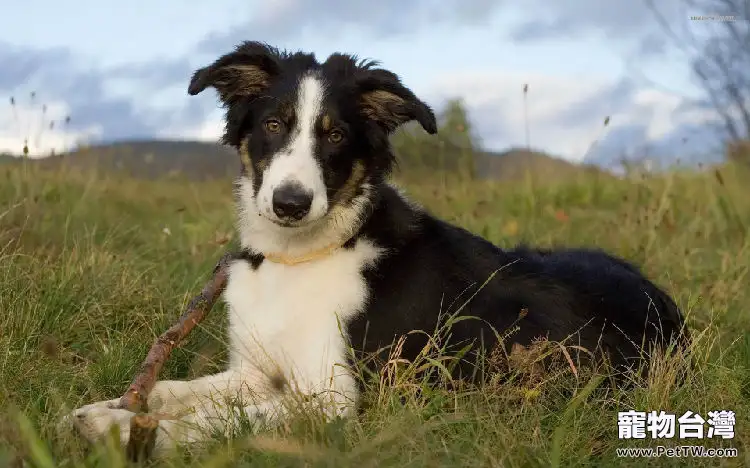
[187, 41, 282, 104]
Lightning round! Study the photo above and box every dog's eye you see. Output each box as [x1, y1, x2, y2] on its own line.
[328, 130, 344, 144]
[265, 119, 282, 134]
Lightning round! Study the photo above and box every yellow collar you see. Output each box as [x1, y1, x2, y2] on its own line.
[263, 241, 345, 266]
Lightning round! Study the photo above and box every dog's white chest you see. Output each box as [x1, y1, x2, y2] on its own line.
[222, 240, 381, 390]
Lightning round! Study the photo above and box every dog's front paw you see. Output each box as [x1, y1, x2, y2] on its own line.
[60, 399, 135, 446]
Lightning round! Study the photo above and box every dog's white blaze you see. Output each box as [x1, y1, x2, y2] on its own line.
[256, 73, 328, 222]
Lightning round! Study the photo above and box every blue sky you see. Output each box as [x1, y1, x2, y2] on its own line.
[0, 0, 732, 166]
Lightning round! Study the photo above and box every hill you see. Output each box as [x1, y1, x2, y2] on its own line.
[474, 147, 607, 182]
[14, 139, 612, 182]
[0, 153, 19, 164]
[30, 140, 239, 180]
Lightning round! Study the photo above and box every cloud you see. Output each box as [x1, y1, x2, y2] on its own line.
[157, 107, 225, 142]
[0, 2, 727, 168]
[426, 71, 619, 160]
[578, 84, 725, 168]
[425, 70, 722, 163]
[506, 0, 684, 42]
[106, 58, 196, 90]
[503, 0, 694, 68]
[540, 78, 638, 129]
[196, 0, 505, 54]
[583, 121, 723, 169]
[0, 100, 99, 156]
[0, 42, 215, 155]
[0, 45, 73, 91]
[1, 0, 509, 156]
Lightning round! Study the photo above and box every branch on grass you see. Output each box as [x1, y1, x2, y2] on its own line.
[116, 251, 236, 462]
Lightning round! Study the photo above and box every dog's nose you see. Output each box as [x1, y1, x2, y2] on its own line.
[272, 183, 313, 221]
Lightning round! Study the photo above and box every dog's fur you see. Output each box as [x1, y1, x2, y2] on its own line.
[64, 41, 689, 455]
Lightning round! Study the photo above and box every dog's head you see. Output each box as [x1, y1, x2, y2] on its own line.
[188, 41, 436, 237]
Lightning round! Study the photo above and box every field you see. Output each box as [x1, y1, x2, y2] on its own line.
[0, 160, 748, 467]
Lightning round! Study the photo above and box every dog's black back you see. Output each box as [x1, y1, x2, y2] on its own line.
[347, 185, 688, 381]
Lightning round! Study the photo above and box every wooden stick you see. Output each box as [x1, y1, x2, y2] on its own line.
[125, 413, 159, 462]
[118, 252, 235, 462]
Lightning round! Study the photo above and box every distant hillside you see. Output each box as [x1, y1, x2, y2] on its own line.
[0, 153, 19, 164]
[474, 148, 608, 182]
[35, 140, 239, 180]
[15, 139, 610, 182]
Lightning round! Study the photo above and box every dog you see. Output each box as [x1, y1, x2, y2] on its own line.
[64, 41, 689, 455]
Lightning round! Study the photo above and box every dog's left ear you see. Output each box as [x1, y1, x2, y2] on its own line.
[356, 69, 437, 135]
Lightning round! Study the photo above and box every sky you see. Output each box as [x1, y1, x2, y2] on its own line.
[0, 0, 738, 167]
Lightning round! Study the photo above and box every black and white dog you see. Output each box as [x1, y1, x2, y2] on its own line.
[66, 41, 689, 454]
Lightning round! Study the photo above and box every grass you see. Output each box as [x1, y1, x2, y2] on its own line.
[0, 160, 749, 467]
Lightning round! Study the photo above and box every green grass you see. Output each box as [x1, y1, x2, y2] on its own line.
[1, 161, 749, 467]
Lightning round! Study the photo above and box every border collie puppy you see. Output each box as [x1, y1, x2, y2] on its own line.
[66, 41, 689, 454]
